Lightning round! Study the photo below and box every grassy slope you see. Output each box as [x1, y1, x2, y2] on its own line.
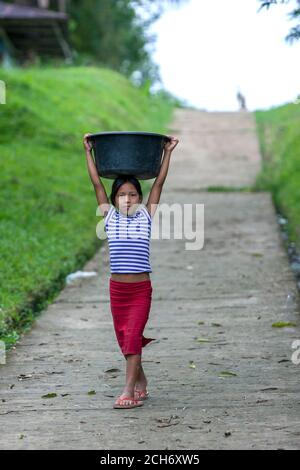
[254, 102, 300, 250]
[0, 65, 175, 348]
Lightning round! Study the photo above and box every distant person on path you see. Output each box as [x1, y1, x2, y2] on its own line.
[236, 90, 247, 111]
[83, 132, 179, 409]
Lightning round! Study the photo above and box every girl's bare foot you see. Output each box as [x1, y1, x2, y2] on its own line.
[135, 380, 147, 391]
[120, 386, 135, 398]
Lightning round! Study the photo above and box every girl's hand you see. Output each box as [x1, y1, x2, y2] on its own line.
[83, 133, 93, 152]
[164, 136, 179, 152]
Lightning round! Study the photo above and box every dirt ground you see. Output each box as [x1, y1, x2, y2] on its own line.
[1, 108, 300, 450]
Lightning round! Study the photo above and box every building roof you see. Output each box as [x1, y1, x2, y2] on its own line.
[0, 1, 68, 21]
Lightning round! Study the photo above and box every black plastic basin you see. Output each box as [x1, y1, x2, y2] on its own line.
[88, 131, 171, 180]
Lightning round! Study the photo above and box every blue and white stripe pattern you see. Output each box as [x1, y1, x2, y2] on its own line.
[104, 203, 152, 273]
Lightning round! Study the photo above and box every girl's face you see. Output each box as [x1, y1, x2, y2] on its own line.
[115, 182, 141, 215]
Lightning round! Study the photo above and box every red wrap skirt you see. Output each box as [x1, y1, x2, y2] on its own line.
[109, 278, 156, 356]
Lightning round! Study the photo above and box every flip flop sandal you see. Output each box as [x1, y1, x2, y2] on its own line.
[134, 388, 149, 400]
[113, 396, 144, 409]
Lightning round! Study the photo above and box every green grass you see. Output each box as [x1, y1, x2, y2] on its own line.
[205, 185, 257, 192]
[254, 102, 300, 251]
[0, 65, 177, 349]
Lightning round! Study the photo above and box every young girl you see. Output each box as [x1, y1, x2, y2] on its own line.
[83, 132, 179, 409]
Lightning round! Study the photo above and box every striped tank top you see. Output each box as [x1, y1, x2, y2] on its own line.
[104, 203, 152, 273]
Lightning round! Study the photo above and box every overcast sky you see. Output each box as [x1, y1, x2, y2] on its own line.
[148, 0, 300, 111]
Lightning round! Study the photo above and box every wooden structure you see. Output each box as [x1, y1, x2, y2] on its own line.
[0, 1, 73, 64]
[17, 1, 67, 13]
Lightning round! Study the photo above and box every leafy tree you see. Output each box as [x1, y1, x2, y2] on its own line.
[67, 0, 188, 85]
[258, 0, 300, 43]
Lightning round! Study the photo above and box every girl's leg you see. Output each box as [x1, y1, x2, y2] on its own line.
[120, 353, 142, 397]
[123, 355, 148, 391]
[135, 362, 148, 390]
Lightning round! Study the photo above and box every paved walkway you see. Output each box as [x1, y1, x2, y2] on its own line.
[1, 109, 300, 449]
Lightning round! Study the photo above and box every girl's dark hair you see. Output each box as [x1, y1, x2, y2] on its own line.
[109, 175, 143, 207]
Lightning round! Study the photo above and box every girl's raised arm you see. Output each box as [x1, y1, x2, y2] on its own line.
[145, 136, 179, 218]
[83, 133, 110, 216]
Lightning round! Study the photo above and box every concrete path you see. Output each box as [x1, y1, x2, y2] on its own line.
[1, 109, 300, 450]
